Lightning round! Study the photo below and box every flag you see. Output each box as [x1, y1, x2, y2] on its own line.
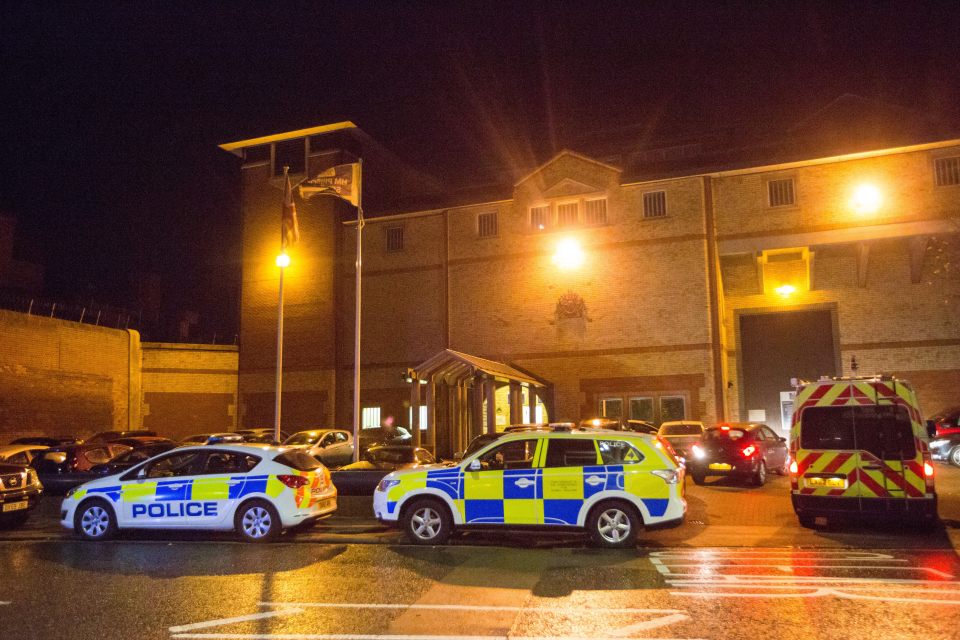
[281, 168, 300, 249]
[299, 162, 361, 207]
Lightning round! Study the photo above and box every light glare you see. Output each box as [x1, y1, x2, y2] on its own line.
[276, 253, 291, 268]
[851, 184, 882, 215]
[552, 238, 585, 271]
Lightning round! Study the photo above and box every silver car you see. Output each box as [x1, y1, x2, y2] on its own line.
[282, 429, 355, 468]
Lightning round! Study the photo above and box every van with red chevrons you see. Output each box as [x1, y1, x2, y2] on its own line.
[789, 375, 937, 528]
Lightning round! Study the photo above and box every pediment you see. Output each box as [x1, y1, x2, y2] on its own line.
[542, 177, 603, 198]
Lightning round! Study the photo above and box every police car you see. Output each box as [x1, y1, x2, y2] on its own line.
[61, 444, 337, 542]
[373, 428, 685, 548]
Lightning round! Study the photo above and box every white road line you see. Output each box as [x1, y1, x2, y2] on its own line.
[609, 613, 691, 636]
[170, 635, 708, 640]
[650, 551, 897, 558]
[169, 609, 305, 633]
[664, 582, 960, 593]
[669, 586, 960, 605]
[653, 560, 910, 567]
[659, 565, 952, 577]
[257, 602, 684, 614]
[666, 575, 956, 585]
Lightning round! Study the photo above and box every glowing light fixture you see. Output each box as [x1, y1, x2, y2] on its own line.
[850, 183, 882, 215]
[775, 284, 796, 297]
[552, 238, 585, 271]
[276, 252, 291, 268]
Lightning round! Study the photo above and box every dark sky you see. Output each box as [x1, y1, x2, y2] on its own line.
[1, 1, 959, 339]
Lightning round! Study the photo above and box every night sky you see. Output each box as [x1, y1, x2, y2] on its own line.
[1, 2, 959, 340]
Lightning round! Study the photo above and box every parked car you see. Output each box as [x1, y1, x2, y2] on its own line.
[928, 405, 960, 438]
[577, 418, 658, 434]
[10, 436, 82, 447]
[929, 433, 960, 467]
[357, 426, 412, 449]
[0, 461, 43, 528]
[331, 445, 439, 495]
[686, 423, 789, 486]
[236, 428, 290, 445]
[87, 430, 158, 444]
[89, 441, 180, 476]
[180, 433, 245, 446]
[283, 429, 355, 468]
[108, 436, 174, 449]
[657, 421, 706, 460]
[63, 445, 337, 542]
[0, 445, 49, 466]
[32, 443, 132, 493]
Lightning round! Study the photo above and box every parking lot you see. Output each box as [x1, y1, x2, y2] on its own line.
[6, 461, 960, 550]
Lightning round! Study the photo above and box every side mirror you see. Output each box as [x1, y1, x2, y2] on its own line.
[468, 459, 481, 472]
[778, 436, 786, 442]
[137, 467, 147, 479]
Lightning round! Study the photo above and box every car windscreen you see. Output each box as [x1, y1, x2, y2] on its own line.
[704, 428, 747, 441]
[274, 451, 323, 471]
[660, 424, 702, 436]
[284, 433, 321, 446]
[366, 448, 414, 464]
[800, 405, 916, 459]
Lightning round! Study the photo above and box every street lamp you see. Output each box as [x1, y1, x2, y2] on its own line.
[850, 183, 882, 216]
[274, 252, 290, 443]
[552, 237, 585, 271]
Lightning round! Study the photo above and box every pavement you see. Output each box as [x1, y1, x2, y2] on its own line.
[5, 461, 960, 550]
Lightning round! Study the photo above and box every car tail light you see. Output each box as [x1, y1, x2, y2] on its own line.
[741, 444, 757, 458]
[277, 474, 310, 488]
[789, 460, 798, 474]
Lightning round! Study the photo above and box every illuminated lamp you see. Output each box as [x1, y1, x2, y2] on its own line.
[850, 183, 882, 215]
[552, 238, 585, 271]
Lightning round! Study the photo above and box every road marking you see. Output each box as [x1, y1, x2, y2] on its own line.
[670, 586, 960, 605]
[170, 609, 306, 633]
[609, 613, 691, 636]
[257, 602, 684, 614]
[170, 635, 706, 640]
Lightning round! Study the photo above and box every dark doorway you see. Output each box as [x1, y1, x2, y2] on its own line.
[739, 309, 838, 433]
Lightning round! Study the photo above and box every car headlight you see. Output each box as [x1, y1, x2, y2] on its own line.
[27, 469, 40, 486]
[376, 478, 400, 493]
[652, 469, 680, 484]
[691, 444, 706, 459]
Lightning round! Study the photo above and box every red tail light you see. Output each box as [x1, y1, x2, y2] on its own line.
[741, 444, 757, 458]
[924, 462, 934, 477]
[789, 460, 798, 474]
[277, 474, 310, 488]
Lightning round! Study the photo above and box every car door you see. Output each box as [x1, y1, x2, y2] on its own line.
[540, 438, 602, 525]
[118, 449, 206, 528]
[190, 450, 260, 527]
[762, 426, 788, 469]
[325, 431, 353, 467]
[462, 438, 542, 524]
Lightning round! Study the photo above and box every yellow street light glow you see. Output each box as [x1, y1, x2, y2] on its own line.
[775, 284, 796, 297]
[850, 183, 882, 215]
[552, 238, 585, 271]
[276, 252, 291, 268]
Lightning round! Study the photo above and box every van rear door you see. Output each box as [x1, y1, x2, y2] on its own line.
[851, 405, 925, 506]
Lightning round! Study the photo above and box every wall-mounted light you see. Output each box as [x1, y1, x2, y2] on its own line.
[552, 237, 585, 271]
[775, 284, 796, 297]
[276, 252, 291, 268]
[850, 183, 882, 216]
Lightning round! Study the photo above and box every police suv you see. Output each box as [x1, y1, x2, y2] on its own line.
[61, 444, 337, 542]
[374, 427, 686, 548]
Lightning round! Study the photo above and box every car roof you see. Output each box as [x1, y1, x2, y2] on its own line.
[660, 421, 704, 427]
[174, 443, 288, 455]
[708, 423, 763, 430]
[0, 444, 48, 455]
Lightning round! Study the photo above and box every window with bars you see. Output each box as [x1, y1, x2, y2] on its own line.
[361, 407, 381, 429]
[767, 178, 795, 207]
[477, 211, 498, 238]
[643, 191, 667, 218]
[584, 198, 607, 224]
[385, 226, 404, 252]
[935, 156, 960, 186]
[530, 205, 550, 230]
[557, 202, 579, 227]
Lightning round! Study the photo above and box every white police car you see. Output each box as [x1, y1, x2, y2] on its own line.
[61, 444, 336, 542]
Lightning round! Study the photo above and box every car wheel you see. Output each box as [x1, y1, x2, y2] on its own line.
[235, 499, 281, 543]
[74, 499, 117, 541]
[402, 498, 452, 545]
[691, 472, 705, 485]
[950, 446, 960, 467]
[587, 500, 640, 549]
[752, 460, 767, 487]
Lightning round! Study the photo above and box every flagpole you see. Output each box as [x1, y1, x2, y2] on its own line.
[352, 159, 364, 462]
[274, 259, 285, 443]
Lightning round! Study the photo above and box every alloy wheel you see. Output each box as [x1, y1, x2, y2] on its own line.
[411, 507, 442, 541]
[242, 506, 273, 539]
[81, 506, 109, 538]
[597, 508, 631, 544]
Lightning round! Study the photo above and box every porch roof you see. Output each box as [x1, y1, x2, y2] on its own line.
[413, 349, 546, 388]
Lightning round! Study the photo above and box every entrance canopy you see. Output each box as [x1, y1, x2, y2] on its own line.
[408, 350, 549, 456]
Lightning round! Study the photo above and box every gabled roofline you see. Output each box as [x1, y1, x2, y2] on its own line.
[218, 121, 358, 156]
[514, 149, 622, 188]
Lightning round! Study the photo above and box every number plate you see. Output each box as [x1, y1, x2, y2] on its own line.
[314, 498, 334, 511]
[2, 500, 28, 512]
[805, 476, 847, 489]
[708, 463, 732, 470]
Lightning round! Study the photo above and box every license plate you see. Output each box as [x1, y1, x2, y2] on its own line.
[314, 498, 334, 511]
[2, 500, 28, 512]
[708, 463, 732, 470]
[805, 476, 847, 489]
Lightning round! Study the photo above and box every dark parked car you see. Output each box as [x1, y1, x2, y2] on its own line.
[0, 461, 43, 528]
[577, 418, 658, 434]
[930, 432, 960, 467]
[357, 426, 412, 449]
[236, 428, 290, 445]
[89, 441, 180, 475]
[108, 436, 174, 449]
[686, 423, 790, 486]
[32, 443, 132, 493]
[10, 436, 82, 447]
[331, 445, 438, 495]
[180, 432, 245, 446]
[86, 430, 158, 444]
[657, 421, 706, 460]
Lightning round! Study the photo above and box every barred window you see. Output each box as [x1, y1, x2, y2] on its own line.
[557, 202, 579, 227]
[935, 156, 960, 186]
[478, 211, 498, 238]
[584, 198, 607, 224]
[643, 191, 667, 218]
[768, 178, 795, 207]
[385, 226, 404, 252]
[530, 205, 550, 230]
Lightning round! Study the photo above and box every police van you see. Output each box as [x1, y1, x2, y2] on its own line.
[789, 375, 937, 528]
[373, 427, 685, 548]
[62, 444, 336, 542]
